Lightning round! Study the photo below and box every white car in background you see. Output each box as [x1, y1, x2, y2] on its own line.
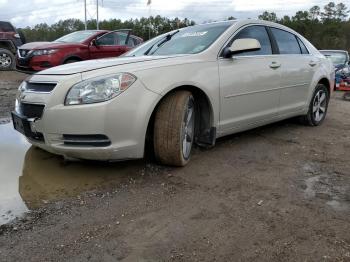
[12, 19, 334, 166]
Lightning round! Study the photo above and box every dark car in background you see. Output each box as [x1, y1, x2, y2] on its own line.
[320, 50, 350, 89]
[16, 30, 143, 72]
[0, 21, 26, 70]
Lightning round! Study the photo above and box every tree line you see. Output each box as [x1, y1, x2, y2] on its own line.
[19, 2, 349, 51]
[258, 2, 350, 50]
[19, 16, 195, 42]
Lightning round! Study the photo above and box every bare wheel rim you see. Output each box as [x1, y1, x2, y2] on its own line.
[182, 97, 195, 159]
[0, 53, 12, 68]
[312, 89, 327, 122]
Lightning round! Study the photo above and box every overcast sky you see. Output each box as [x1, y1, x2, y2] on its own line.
[0, 0, 339, 28]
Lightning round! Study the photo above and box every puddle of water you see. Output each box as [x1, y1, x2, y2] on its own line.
[303, 166, 349, 212]
[326, 200, 349, 212]
[0, 123, 147, 225]
[304, 175, 320, 198]
[0, 123, 30, 225]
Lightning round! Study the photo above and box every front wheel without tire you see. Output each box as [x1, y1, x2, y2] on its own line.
[153, 91, 195, 166]
[300, 83, 329, 126]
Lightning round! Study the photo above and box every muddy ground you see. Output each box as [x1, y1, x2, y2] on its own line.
[0, 71, 27, 119]
[0, 71, 350, 261]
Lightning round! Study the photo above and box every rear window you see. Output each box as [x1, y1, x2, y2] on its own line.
[0, 21, 15, 32]
[297, 38, 309, 54]
[271, 28, 301, 55]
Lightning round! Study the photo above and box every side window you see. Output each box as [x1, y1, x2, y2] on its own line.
[97, 33, 116, 46]
[117, 33, 128, 46]
[117, 33, 137, 47]
[0, 22, 15, 32]
[297, 37, 309, 54]
[232, 26, 272, 56]
[270, 28, 301, 55]
[128, 37, 136, 47]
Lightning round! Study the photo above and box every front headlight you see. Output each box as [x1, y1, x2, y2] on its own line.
[65, 73, 137, 105]
[32, 49, 58, 56]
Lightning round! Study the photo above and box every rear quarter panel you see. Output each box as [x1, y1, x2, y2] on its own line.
[307, 54, 334, 107]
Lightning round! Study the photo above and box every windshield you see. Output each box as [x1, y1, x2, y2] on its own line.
[54, 31, 98, 43]
[125, 21, 234, 57]
[321, 51, 348, 65]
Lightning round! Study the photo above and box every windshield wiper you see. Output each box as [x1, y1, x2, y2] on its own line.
[144, 30, 179, 56]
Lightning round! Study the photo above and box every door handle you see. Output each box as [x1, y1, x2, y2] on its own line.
[269, 62, 281, 69]
[309, 60, 318, 67]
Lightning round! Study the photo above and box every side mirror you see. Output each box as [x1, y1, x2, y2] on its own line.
[91, 39, 98, 47]
[223, 38, 261, 58]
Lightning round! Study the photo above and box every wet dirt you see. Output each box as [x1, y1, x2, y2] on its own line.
[0, 72, 350, 261]
[0, 71, 27, 119]
[0, 123, 153, 225]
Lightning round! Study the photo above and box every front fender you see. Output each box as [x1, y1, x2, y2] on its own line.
[135, 61, 220, 128]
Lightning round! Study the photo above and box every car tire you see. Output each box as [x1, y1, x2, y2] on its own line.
[153, 91, 195, 166]
[64, 59, 80, 64]
[300, 83, 329, 126]
[0, 48, 15, 71]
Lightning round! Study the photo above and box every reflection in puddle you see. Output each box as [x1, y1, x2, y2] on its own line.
[0, 123, 147, 225]
[0, 123, 30, 225]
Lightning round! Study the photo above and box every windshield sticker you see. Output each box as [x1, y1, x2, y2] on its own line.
[180, 31, 208, 37]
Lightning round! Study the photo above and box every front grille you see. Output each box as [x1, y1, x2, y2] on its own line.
[63, 134, 111, 147]
[20, 103, 45, 119]
[26, 82, 56, 93]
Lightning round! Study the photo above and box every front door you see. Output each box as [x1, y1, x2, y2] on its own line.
[89, 32, 128, 59]
[218, 25, 281, 134]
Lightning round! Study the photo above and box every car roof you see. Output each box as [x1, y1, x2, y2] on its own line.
[196, 19, 304, 35]
[320, 50, 349, 54]
[76, 30, 108, 33]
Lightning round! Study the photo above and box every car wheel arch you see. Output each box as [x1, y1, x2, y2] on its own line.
[62, 56, 82, 64]
[318, 78, 331, 95]
[0, 40, 16, 53]
[144, 85, 216, 157]
[306, 76, 331, 106]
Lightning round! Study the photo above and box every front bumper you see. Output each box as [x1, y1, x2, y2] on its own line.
[17, 53, 61, 72]
[14, 77, 161, 161]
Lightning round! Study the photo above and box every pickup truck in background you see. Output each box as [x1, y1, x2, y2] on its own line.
[0, 21, 26, 70]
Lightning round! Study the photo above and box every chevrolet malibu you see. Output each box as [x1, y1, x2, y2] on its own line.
[12, 20, 334, 166]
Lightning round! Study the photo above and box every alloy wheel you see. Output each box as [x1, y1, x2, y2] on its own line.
[182, 97, 195, 159]
[313, 89, 327, 122]
[0, 53, 12, 68]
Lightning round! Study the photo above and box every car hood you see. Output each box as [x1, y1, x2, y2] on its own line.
[19, 42, 82, 50]
[36, 55, 187, 75]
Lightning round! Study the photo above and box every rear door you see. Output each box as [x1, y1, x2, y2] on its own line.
[218, 25, 281, 133]
[269, 27, 317, 116]
[116, 32, 135, 54]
